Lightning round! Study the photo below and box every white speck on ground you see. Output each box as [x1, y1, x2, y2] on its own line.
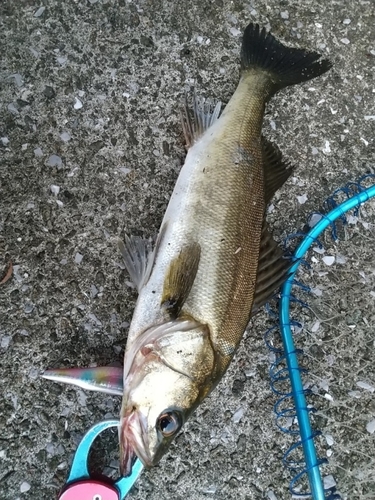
[309, 213, 322, 227]
[366, 419, 375, 434]
[74, 97, 83, 109]
[60, 132, 71, 142]
[311, 320, 320, 333]
[1, 336, 12, 349]
[34, 6, 45, 17]
[8, 103, 19, 114]
[56, 56, 67, 65]
[322, 140, 331, 153]
[322, 255, 335, 266]
[34, 147, 43, 157]
[8, 73, 23, 87]
[47, 154, 63, 167]
[203, 484, 218, 494]
[74, 252, 83, 264]
[20, 482, 31, 493]
[266, 490, 278, 500]
[297, 193, 308, 204]
[356, 381, 375, 392]
[229, 27, 241, 36]
[336, 254, 347, 264]
[323, 475, 337, 489]
[232, 407, 245, 423]
[311, 287, 323, 297]
[313, 246, 325, 254]
[325, 434, 334, 446]
[50, 185, 60, 195]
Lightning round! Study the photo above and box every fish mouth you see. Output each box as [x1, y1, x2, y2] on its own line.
[119, 409, 152, 476]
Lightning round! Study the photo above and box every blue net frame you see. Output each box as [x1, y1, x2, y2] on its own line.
[266, 174, 375, 499]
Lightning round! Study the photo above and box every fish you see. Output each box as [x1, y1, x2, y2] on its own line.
[42, 23, 331, 477]
[116, 23, 331, 475]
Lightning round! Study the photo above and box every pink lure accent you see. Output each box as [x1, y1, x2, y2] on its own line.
[59, 480, 119, 500]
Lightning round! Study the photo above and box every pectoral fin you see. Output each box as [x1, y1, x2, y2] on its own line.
[252, 222, 292, 314]
[42, 366, 124, 395]
[161, 242, 201, 317]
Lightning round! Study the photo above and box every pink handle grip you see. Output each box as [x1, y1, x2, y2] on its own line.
[59, 479, 119, 500]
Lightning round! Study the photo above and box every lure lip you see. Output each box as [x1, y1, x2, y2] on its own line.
[120, 408, 152, 476]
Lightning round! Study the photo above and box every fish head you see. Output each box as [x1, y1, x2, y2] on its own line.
[119, 366, 196, 474]
[119, 319, 216, 475]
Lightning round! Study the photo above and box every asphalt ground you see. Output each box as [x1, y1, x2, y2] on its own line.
[0, 1, 374, 499]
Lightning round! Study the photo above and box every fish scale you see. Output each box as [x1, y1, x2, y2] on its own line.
[181, 123, 265, 361]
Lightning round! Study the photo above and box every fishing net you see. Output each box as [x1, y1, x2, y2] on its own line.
[266, 175, 375, 499]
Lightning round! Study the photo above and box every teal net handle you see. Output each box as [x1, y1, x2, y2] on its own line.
[279, 183, 375, 499]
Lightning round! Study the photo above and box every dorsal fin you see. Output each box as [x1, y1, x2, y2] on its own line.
[262, 137, 294, 205]
[118, 235, 154, 292]
[252, 222, 292, 314]
[161, 242, 201, 318]
[181, 95, 222, 148]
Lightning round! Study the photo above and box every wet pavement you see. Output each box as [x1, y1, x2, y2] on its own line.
[1, 1, 374, 498]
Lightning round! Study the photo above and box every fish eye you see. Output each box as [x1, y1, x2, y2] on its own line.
[157, 410, 181, 437]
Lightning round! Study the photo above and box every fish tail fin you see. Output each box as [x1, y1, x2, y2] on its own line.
[241, 23, 332, 94]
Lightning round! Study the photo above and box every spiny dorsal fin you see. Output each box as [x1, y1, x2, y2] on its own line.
[118, 235, 154, 292]
[252, 222, 292, 314]
[262, 137, 294, 205]
[161, 242, 201, 317]
[181, 95, 222, 148]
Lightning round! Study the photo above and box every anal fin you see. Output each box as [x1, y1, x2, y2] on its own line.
[252, 222, 292, 314]
[262, 137, 294, 205]
[161, 242, 201, 317]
